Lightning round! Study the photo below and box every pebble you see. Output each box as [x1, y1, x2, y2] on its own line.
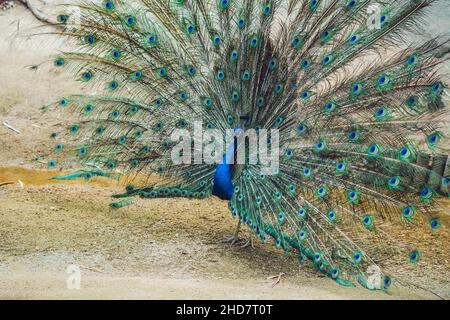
[0, 1, 14, 11]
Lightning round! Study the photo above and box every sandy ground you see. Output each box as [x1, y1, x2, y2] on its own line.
[0, 168, 445, 300]
[0, 4, 449, 300]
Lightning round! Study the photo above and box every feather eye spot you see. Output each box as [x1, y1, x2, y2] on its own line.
[237, 18, 246, 29]
[409, 250, 420, 264]
[104, 0, 115, 10]
[349, 34, 359, 44]
[443, 177, 449, 186]
[303, 167, 311, 176]
[109, 80, 119, 90]
[362, 215, 373, 229]
[346, 0, 357, 9]
[383, 276, 392, 290]
[69, 124, 79, 134]
[278, 212, 285, 224]
[309, 0, 319, 10]
[420, 187, 433, 201]
[299, 230, 307, 240]
[324, 101, 336, 112]
[430, 218, 440, 230]
[256, 97, 265, 107]
[300, 90, 311, 100]
[328, 211, 337, 223]
[350, 82, 364, 96]
[402, 206, 415, 220]
[331, 268, 339, 279]
[388, 176, 401, 189]
[275, 116, 284, 127]
[263, 4, 272, 15]
[78, 147, 88, 157]
[406, 95, 418, 108]
[242, 70, 251, 81]
[212, 35, 222, 46]
[376, 107, 385, 116]
[85, 34, 97, 45]
[55, 144, 64, 152]
[316, 186, 327, 198]
[147, 34, 158, 45]
[322, 55, 332, 64]
[275, 83, 284, 94]
[48, 160, 57, 168]
[110, 110, 120, 119]
[112, 49, 121, 59]
[57, 15, 69, 24]
[314, 253, 321, 262]
[216, 70, 225, 80]
[336, 162, 346, 173]
[353, 252, 362, 264]
[134, 130, 143, 139]
[81, 71, 93, 81]
[84, 104, 94, 113]
[298, 207, 306, 218]
[285, 148, 293, 158]
[219, 0, 230, 9]
[249, 36, 259, 48]
[268, 59, 278, 70]
[179, 92, 189, 101]
[106, 161, 116, 170]
[292, 36, 303, 49]
[186, 25, 195, 34]
[368, 144, 380, 156]
[203, 98, 213, 108]
[59, 98, 68, 106]
[96, 127, 105, 135]
[432, 82, 443, 93]
[427, 132, 442, 149]
[348, 130, 359, 142]
[301, 58, 311, 69]
[407, 55, 417, 66]
[158, 68, 168, 77]
[398, 147, 413, 161]
[230, 50, 239, 61]
[187, 66, 196, 76]
[54, 57, 65, 67]
[315, 140, 326, 152]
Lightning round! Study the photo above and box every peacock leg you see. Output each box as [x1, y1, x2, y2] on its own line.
[220, 220, 241, 245]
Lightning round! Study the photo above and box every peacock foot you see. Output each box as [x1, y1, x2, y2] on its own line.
[220, 220, 253, 249]
[220, 235, 241, 246]
[240, 236, 255, 249]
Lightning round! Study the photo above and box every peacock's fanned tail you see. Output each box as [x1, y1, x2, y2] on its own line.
[41, 0, 449, 290]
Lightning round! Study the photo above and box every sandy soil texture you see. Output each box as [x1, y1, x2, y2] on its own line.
[0, 168, 445, 300]
[0, 4, 449, 300]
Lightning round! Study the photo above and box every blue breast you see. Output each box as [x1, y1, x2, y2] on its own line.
[212, 128, 240, 200]
[212, 158, 234, 200]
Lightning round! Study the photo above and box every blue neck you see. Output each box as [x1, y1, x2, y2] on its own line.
[212, 129, 239, 200]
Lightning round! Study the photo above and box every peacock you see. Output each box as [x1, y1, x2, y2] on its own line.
[39, 0, 450, 291]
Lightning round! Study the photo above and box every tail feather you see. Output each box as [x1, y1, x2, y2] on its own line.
[39, 0, 449, 290]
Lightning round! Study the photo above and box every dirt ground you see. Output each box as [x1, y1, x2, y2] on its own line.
[0, 4, 449, 300]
